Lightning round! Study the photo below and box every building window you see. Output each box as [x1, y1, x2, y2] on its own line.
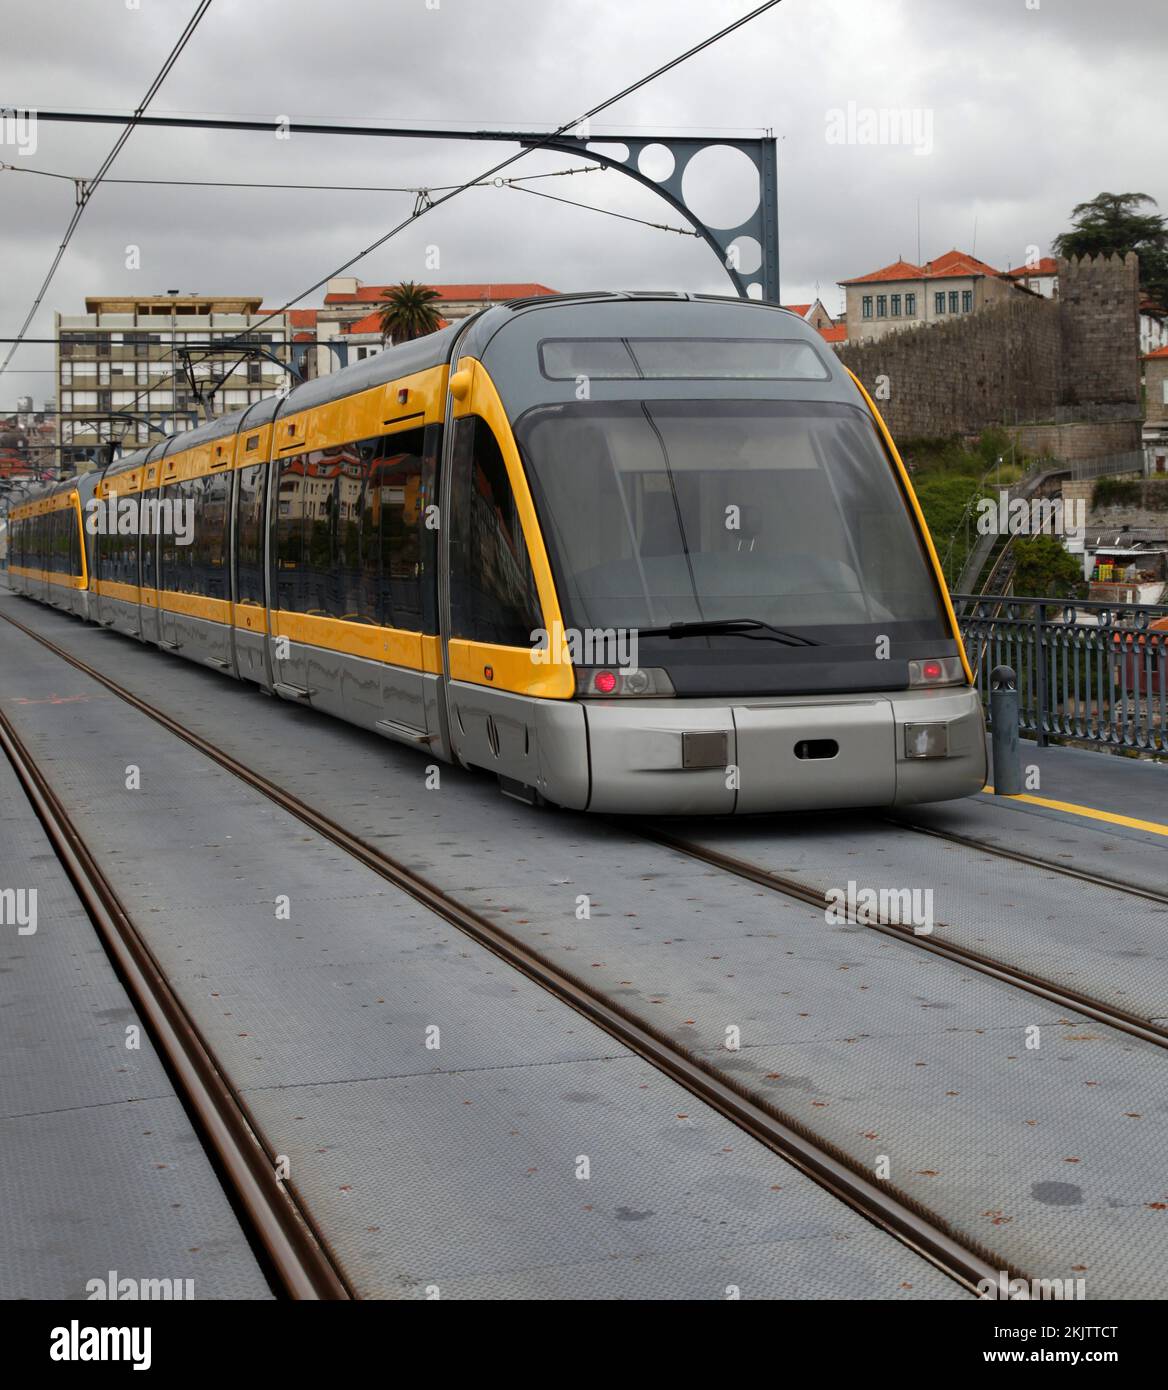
[962, 290, 973, 313]
[949, 291, 959, 314]
[890, 294, 901, 317]
[905, 293, 916, 316]
[862, 296, 873, 320]
[935, 292, 945, 315]
[876, 295, 887, 317]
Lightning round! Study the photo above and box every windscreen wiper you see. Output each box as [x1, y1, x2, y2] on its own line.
[636, 618, 820, 647]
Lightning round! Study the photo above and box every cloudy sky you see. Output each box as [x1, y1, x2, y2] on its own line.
[1, 0, 1163, 407]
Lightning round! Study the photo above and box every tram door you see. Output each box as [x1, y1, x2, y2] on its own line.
[442, 406, 548, 787]
[231, 460, 273, 686]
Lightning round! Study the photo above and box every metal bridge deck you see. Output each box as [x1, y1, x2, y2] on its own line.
[0, 593, 964, 1300]
[0, 741, 272, 1301]
[3, 590, 1166, 1297]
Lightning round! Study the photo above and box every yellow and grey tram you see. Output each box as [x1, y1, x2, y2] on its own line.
[7, 292, 986, 813]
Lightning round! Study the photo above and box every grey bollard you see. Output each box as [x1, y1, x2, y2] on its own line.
[989, 664, 1022, 795]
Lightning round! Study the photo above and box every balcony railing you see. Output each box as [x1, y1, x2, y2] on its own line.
[953, 594, 1168, 752]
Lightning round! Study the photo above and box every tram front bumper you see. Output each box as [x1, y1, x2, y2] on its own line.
[580, 686, 987, 815]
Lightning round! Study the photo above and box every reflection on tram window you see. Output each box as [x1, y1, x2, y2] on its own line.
[160, 474, 228, 600]
[236, 463, 267, 606]
[518, 399, 950, 642]
[275, 425, 429, 630]
[538, 337, 831, 382]
[448, 415, 542, 647]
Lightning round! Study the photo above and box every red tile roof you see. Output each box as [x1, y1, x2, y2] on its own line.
[323, 282, 557, 305]
[840, 249, 1004, 286]
[345, 311, 384, 335]
[1145, 345, 1168, 359]
[839, 258, 923, 286]
[929, 248, 1002, 278]
[818, 323, 847, 344]
[1006, 257, 1059, 279]
[344, 310, 451, 335]
[782, 302, 811, 318]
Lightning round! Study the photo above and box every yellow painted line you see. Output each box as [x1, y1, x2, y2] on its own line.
[983, 785, 1168, 838]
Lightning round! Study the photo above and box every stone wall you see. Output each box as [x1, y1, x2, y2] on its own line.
[1059, 251, 1141, 408]
[837, 254, 1141, 452]
[1007, 420, 1143, 459]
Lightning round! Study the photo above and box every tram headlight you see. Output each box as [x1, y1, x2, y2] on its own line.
[576, 667, 675, 698]
[908, 656, 965, 688]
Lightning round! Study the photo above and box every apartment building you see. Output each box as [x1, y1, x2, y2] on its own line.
[56, 294, 292, 474]
[838, 249, 1026, 345]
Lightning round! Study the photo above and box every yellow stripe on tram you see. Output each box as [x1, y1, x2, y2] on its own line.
[983, 786, 1168, 838]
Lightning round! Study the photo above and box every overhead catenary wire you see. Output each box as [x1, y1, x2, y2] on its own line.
[0, 1, 214, 381]
[0, 161, 604, 195]
[101, 0, 784, 442]
[17, 0, 783, 450]
[2, 156, 691, 241]
[505, 181, 700, 238]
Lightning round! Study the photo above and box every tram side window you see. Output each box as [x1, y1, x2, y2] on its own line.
[448, 416, 542, 647]
[331, 447, 366, 622]
[236, 462, 268, 606]
[300, 456, 337, 618]
[46, 510, 61, 574]
[369, 426, 426, 631]
[162, 475, 228, 599]
[96, 511, 114, 584]
[159, 482, 190, 595]
[275, 426, 431, 630]
[140, 494, 157, 592]
[53, 508, 70, 575]
[67, 502, 80, 578]
[275, 456, 307, 613]
[191, 472, 229, 600]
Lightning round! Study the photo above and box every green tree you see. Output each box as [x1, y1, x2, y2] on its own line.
[1052, 193, 1168, 307]
[377, 282, 443, 344]
[1011, 535, 1086, 599]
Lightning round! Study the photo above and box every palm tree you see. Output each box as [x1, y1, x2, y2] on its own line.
[377, 282, 444, 345]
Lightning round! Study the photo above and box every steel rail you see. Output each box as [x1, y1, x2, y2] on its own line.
[632, 825, 1168, 1053]
[878, 813, 1168, 909]
[0, 698, 351, 1301]
[0, 603, 1019, 1296]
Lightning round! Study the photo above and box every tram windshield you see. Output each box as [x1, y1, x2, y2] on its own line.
[515, 399, 950, 642]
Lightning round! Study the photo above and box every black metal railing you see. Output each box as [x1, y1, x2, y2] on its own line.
[952, 594, 1168, 752]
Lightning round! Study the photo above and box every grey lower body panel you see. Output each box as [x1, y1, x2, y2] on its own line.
[232, 622, 270, 687]
[97, 591, 141, 640]
[584, 687, 985, 814]
[273, 640, 446, 757]
[434, 683, 986, 816]
[159, 609, 236, 675]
